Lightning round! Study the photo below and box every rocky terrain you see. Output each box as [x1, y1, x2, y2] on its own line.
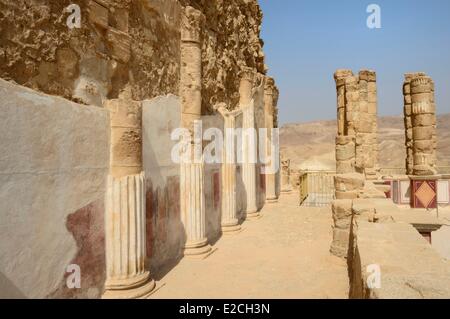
[280, 113, 450, 171]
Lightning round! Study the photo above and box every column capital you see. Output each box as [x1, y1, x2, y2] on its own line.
[181, 6, 204, 43]
[405, 72, 426, 82]
[239, 67, 256, 83]
[410, 76, 433, 93]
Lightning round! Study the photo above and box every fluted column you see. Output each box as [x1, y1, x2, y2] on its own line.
[216, 105, 242, 233]
[103, 88, 155, 299]
[180, 6, 211, 257]
[264, 77, 278, 203]
[240, 68, 260, 220]
[103, 173, 155, 299]
[180, 161, 211, 256]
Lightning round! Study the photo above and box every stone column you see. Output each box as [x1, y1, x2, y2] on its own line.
[410, 76, 437, 176]
[334, 69, 378, 179]
[359, 70, 378, 180]
[216, 105, 242, 234]
[240, 67, 260, 220]
[264, 77, 278, 203]
[280, 158, 292, 193]
[103, 88, 155, 299]
[273, 87, 281, 199]
[334, 70, 356, 174]
[179, 6, 211, 257]
[403, 73, 426, 175]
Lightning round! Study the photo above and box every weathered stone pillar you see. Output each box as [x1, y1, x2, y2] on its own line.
[280, 157, 293, 193]
[334, 69, 379, 179]
[403, 72, 426, 175]
[216, 105, 242, 234]
[240, 67, 260, 220]
[273, 87, 281, 199]
[334, 70, 356, 174]
[358, 70, 378, 179]
[264, 77, 278, 203]
[103, 88, 155, 299]
[410, 76, 437, 176]
[179, 6, 211, 257]
[332, 70, 368, 259]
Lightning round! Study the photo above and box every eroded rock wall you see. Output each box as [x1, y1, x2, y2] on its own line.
[0, 0, 266, 112]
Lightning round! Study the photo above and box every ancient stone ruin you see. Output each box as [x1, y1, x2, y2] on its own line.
[1, 0, 449, 301]
[0, 0, 280, 299]
[331, 68, 450, 298]
[334, 69, 378, 179]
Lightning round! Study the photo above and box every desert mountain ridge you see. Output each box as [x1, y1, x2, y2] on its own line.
[280, 113, 450, 171]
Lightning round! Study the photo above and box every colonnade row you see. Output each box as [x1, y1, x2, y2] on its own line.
[101, 6, 280, 299]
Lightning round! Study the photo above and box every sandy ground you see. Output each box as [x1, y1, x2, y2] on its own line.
[150, 193, 349, 299]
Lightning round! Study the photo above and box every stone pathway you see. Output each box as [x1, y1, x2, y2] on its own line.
[150, 193, 349, 299]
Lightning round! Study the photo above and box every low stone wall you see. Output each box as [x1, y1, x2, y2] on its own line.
[0, 79, 110, 298]
[348, 199, 450, 299]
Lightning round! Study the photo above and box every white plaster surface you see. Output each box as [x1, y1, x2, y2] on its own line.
[0, 79, 109, 298]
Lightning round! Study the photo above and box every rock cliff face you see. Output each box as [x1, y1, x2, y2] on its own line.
[0, 0, 266, 111]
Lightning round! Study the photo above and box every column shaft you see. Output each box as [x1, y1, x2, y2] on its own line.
[103, 173, 155, 299]
[410, 76, 437, 176]
[239, 68, 260, 219]
[216, 105, 241, 233]
[264, 77, 278, 202]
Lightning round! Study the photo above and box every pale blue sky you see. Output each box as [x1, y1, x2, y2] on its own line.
[259, 0, 450, 124]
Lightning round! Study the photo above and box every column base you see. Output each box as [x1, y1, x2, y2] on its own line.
[281, 189, 292, 194]
[246, 211, 261, 220]
[221, 223, 242, 234]
[102, 272, 155, 299]
[184, 239, 212, 259]
[266, 197, 279, 203]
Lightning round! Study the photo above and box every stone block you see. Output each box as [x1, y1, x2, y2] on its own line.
[411, 92, 432, 104]
[368, 92, 377, 103]
[413, 114, 435, 127]
[334, 69, 353, 80]
[336, 160, 355, 174]
[412, 126, 434, 141]
[336, 135, 354, 145]
[336, 190, 359, 200]
[89, 1, 109, 29]
[359, 70, 376, 82]
[403, 102, 412, 116]
[330, 228, 350, 258]
[332, 200, 353, 229]
[403, 83, 411, 95]
[334, 173, 365, 192]
[106, 28, 131, 63]
[336, 141, 356, 161]
[367, 82, 377, 93]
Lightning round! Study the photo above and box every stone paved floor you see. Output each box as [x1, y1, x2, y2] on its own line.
[150, 193, 349, 299]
